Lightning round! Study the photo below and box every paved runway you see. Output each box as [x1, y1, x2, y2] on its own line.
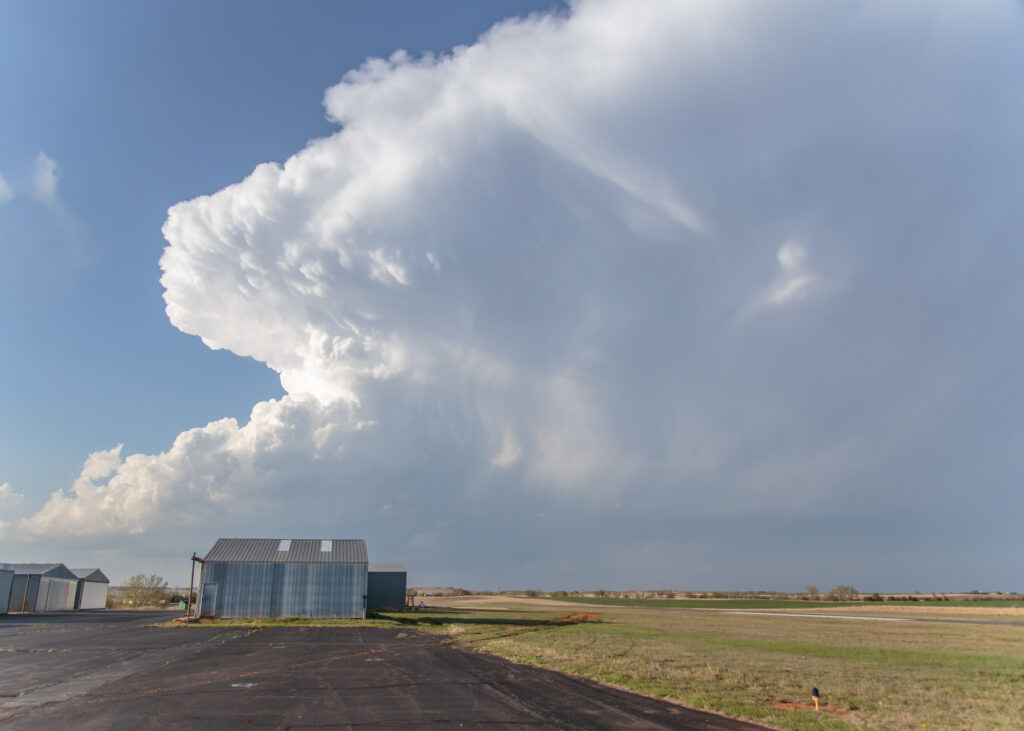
[0, 611, 766, 730]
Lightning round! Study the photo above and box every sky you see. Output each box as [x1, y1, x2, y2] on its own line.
[1, 0, 1022, 592]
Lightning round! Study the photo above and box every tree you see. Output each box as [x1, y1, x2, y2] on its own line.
[805, 585, 820, 600]
[123, 574, 168, 607]
[830, 585, 858, 601]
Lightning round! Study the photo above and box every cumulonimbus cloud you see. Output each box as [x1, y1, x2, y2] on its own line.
[11, 0, 1024, 588]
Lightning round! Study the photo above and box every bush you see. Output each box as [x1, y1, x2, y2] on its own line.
[830, 585, 858, 601]
[123, 574, 169, 607]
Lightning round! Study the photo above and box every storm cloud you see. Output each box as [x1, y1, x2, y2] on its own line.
[12, 0, 1024, 590]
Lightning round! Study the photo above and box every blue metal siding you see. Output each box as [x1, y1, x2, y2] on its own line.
[0, 570, 12, 615]
[367, 570, 407, 610]
[200, 562, 367, 618]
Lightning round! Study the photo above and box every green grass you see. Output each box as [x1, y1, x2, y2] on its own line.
[547, 597, 863, 609]
[479, 608, 1024, 729]
[905, 599, 1024, 608]
[546, 596, 1024, 610]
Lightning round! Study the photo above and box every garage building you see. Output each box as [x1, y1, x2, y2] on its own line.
[0, 568, 12, 615]
[72, 568, 110, 609]
[4, 563, 79, 613]
[367, 563, 407, 610]
[197, 538, 368, 619]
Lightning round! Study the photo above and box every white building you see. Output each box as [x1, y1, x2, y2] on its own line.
[72, 568, 110, 609]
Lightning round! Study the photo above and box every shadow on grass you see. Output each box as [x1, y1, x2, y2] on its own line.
[370, 608, 602, 631]
[152, 607, 601, 632]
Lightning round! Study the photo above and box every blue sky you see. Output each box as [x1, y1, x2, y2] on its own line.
[1, 0, 562, 507]
[2, 1, 1022, 592]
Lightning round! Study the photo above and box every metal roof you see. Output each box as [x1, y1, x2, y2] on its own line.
[369, 563, 406, 573]
[71, 568, 110, 583]
[0, 563, 77, 580]
[204, 538, 368, 563]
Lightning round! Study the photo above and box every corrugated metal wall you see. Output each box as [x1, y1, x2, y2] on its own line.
[367, 571, 407, 610]
[198, 562, 367, 618]
[77, 581, 108, 609]
[35, 577, 77, 612]
[8, 575, 39, 612]
[0, 570, 12, 615]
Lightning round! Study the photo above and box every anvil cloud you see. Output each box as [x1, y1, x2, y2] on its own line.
[14, 0, 1024, 590]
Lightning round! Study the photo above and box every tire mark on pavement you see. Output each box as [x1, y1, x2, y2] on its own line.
[0, 629, 240, 719]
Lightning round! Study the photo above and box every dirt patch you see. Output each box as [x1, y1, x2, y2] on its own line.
[438, 595, 592, 609]
[463, 612, 599, 642]
[553, 612, 598, 624]
[771, 699, 850, 716]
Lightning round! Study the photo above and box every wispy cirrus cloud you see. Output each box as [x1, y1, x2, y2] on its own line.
[31, 151, 60, 203]
[738, 240, 837, 318]
[0, 172, 13, 203]
[0, 150, 87, 295]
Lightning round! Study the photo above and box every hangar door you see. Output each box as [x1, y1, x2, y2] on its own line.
[200, 583, 217, 618]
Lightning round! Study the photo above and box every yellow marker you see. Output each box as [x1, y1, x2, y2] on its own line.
[812, 687, 820, 711]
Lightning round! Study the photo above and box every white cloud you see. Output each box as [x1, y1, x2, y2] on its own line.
[0, 482, 27, 533]
[739, 239, 834, 317]
[0, 481, 26, 509]
[491, 430, 522, 469]
[769, 241, 817, 305]
[0, 151, 86, 295]
[31, 151, 59, 203]
[11, 0, 1024, 589]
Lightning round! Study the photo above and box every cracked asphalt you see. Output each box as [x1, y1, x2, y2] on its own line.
[0, 611, 767, 729]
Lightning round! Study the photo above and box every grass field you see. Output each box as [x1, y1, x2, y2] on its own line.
[545, 597, 863, 609]
[398, 600, 1024, 730]
[545, 596, 1024, 610]
[167, 600, 1024, 729]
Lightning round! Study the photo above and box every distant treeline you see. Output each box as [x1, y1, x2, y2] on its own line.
[411, 587, 1022, 602]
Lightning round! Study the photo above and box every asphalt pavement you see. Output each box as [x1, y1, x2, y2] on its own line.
[0, 611, 767, 730]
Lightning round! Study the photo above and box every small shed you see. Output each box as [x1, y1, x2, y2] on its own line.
[0, 569, 12, 615]
[4, 563, 79, 613]
[367, 563, 407, 610]
[72, 568, 110, 609]
[197, 538, 369, 619]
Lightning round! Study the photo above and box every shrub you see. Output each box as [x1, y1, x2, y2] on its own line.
[123, 574, 169, 607]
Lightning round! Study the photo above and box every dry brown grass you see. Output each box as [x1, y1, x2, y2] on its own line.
[431, 597, 1024, 730]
